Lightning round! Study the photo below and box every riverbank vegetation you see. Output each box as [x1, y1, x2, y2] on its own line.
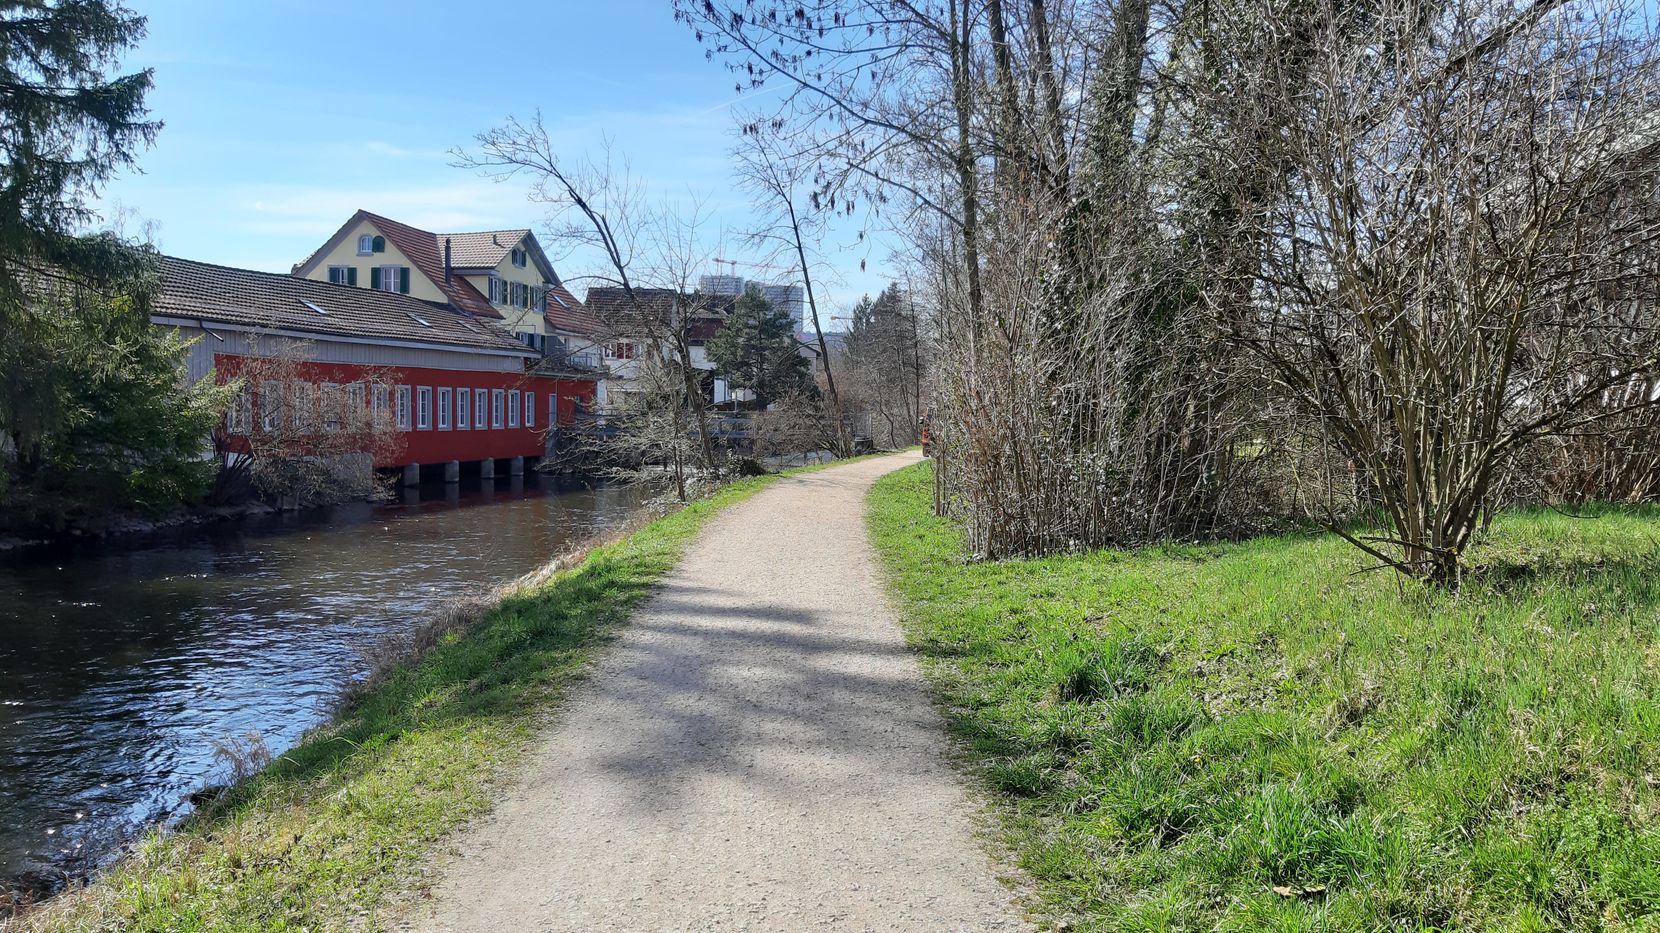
[871, 462, 1660, 930]
[678, 0, 1660, 583]
[0, 3, 230, 538]
[14, 473, 786, 932]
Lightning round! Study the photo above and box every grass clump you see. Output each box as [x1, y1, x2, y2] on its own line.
[869, 462, 1660, 932]
[20, 472, 785, 932]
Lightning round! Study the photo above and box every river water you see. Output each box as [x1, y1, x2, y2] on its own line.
[0, 475, 646, 894]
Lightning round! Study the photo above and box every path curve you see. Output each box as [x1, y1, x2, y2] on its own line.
[404, 452, 1028, 932]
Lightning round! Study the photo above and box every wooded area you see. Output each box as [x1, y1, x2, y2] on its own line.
[678, 0, 1660, 582]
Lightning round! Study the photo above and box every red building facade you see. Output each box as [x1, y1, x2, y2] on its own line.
[154, 256, 597, 475]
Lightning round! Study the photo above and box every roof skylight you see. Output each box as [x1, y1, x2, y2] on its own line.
[301, 299, 328, 315]
[403, 310, 432, 328]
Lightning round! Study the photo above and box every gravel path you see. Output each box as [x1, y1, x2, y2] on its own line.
[404, 452, 1029, 932]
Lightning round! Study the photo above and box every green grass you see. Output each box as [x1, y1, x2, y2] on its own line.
[23, 471, 792, 932]
[869, 462, 1660, 932]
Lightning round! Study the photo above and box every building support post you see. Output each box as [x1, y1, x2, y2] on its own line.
[510, 456, 525, 476]
[444, 460, 460, 484]
[479, 458, 496, 480]
[401, 463, 420, 487]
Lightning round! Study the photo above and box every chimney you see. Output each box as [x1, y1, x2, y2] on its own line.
[443, 237, 452, 285]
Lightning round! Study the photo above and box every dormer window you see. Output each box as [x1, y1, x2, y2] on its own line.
[510, 247, 528, 268]
[357, 234, 385, 255]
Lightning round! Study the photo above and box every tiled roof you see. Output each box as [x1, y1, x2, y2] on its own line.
[545, 282, 603, 335]
[358, 211, 502, 319]
[582, 287, 734, 324]
[437, 229, 530, 268]
[154, 256, 535, 356]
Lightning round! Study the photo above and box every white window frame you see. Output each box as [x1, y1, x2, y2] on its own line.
[507, 390, 520, 428]
[416, 386, 432, 430]
[346, 383, 367, 429]
[524, 391, 535, 428]
[475, 389, 488, 430]
[396, 385, 412, 431]
[292, 382, 318, 432]
[377, 265, 402, 293]
[549, 392, 558, 427]
[327, 265, 352, 286]
[456, 387, 470, 430]
[437, 387, 452, 430]
[228, 386, 253, 434]
[321, 382, 343, 433]
[357, 234, 375, 255]
[491, 389, 505, 429]
[260, 381, 283, 432]
[372, 384, 390, 427]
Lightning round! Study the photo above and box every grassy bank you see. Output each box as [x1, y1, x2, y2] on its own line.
[870, 463, 1660, 932]
[17, 472, 791, 933]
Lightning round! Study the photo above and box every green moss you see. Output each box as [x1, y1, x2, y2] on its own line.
[869, 462, 1660, 932]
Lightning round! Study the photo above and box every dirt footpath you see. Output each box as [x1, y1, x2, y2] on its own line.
[404, 452, 1029, 932]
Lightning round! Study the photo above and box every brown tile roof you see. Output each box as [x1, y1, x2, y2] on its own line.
[154, 256, 535, 356]
[360, 211, 502, 319]
[437, 229, 529, 268]
[582, 287, 733, 345]
[545, 282, 603, 335]
[582, 287, 734, 322]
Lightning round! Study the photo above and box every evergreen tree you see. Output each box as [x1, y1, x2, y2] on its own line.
[706, 285, 814, 408]
[0, 3, 224, 529]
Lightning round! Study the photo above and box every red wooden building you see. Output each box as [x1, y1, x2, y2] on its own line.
[152, 256, 597, 482]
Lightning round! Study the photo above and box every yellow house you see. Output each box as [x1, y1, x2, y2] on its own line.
[293, 210, 602, 364]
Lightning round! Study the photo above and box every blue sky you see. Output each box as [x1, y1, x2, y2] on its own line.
[97, 1, 886, 322]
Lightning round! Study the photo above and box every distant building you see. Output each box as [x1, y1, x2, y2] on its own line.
[696, 273, 807, 332]
[292, 210, 609, 402]
[154, 256, 597, 479]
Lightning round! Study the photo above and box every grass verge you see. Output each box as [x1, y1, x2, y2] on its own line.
[15, 471, 791, 932]
[869, 462, 1660, 932]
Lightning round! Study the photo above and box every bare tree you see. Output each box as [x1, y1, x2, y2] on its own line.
[213, 338, 404, 507]
[457, 120, 727, 495]
[1228, 0, 1660, 581]
[732, 126, 852, 455]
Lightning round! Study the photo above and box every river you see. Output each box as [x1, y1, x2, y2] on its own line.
[0, 475, 647, 896]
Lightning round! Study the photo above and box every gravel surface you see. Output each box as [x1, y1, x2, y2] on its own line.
[403, 452, 1030, 932]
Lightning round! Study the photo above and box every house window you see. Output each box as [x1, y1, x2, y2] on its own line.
[549, 393, 558, 427]
[507, 390, 521, 428]
[372, 384, 390, 427]
[357, 234, 385, 255]
[346, 383, 367, 429]
[372, 265, 408, 294]
[511, 247, 527, 268]
[524, 392, 535, 428]
[491, 389, 504, 428]
[437, 387, 452, 430]
[488, 276, 504, 304]
[605, 342, 636, 360]
[259, 382, 283, 433]
[327, 266, 357, 286]
[228, 386, 253, 434]
[475, 389, 488, 430]
[416, 386, 432, 430]
[321, 383, 343, 433]
[396, 385, 412, 431]
[292, 382, 320, 433]
[457, 387, 471, 429]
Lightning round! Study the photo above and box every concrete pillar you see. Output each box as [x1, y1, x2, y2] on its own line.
[444, 460, 460, 484]
[510, 456, 525, 476]
[479, 458, 496, 480]
[401, 463, 420, 487]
